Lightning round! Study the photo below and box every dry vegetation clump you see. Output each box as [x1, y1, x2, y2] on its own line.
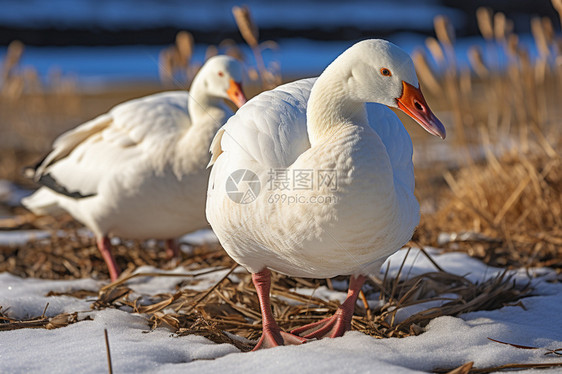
[0, 230, 222, 279]
[416, 150, 562, 271]
[129, 267, 528, 351]
[413, 4, 562, 271]
[0, 307, 82, 331]
[0, 222, 225, 280]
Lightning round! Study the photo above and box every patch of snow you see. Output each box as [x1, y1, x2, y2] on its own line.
[0, 180, 33, 207]
[0, 273, 100, 318]
[390, 293, 458, 323]
[0, 230, 51, 246]
[125, 265, 240, 294]
[382, 247, 553, 285]
[0, 227, 217, 247]
[291, 286, 347, 304]
[0, 309, 239, 374]
[178, 229, 218, 246]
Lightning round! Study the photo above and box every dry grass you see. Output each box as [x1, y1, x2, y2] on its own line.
[415, 151, 562, 271]
[414, 8, 562, 154]
[412, 5, 562, 272]
[0, 238, 533, 354]
[127, 266, 529, 351]
[0, 309, 82, 331]
[0, 213, 226, 280]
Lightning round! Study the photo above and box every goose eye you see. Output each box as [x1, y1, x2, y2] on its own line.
[218, 71, 224, 77]
[380, 68, 392, 77]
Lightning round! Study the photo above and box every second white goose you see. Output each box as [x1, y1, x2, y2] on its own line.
[23, 55, 247, 281]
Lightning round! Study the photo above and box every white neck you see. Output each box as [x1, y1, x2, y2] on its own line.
[172, 76, 232, 176]
[307, 63, 368, 146]
[187, 76, 229, 123]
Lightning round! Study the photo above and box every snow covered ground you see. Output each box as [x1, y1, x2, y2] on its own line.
[1, 246, 561, 373]
[0, 175, 560, 372]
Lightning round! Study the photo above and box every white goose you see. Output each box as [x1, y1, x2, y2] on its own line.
[206, 40, 445, 349]
[23, 55, 246, 281]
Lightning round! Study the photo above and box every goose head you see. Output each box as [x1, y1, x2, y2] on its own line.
[339, 39, 446, 139]
[197, 55, 247, 108]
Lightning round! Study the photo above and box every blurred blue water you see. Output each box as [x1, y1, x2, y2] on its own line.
[0, 0, 545, 86]
[0, 0, 461, 30]
[0, 35, 541, 87]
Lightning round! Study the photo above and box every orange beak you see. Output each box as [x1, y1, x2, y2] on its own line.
[396, 81, 446, 139]
[227, 79, 247, 108]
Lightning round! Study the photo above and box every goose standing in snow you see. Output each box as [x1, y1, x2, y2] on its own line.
[23, 55, 247, 281]
[206, 40, 446, 349]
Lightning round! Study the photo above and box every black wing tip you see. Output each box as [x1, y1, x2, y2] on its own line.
[22, 152, 51, 181]
[38, 173, 96, 199]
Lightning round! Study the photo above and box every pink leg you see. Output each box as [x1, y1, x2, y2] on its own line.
[252, 269, 307, 350]
[292, 275, 366, 339]
[165, 239, 180, 260]
[97, 236, 120, 282]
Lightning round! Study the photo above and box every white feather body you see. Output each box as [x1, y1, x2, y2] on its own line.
[24, 90, 231, 238]
[207, 77, 419, 278]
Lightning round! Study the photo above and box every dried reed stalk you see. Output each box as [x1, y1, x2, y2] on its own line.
[0, 311, 80, 331]
[531, 17, 550, 58]
[104, 329, 113, 374]
[444, 361, 474, 374]
[159, 31, 196, 86]
[434, 16, 455, 48]
[493, 12, 507, 42]
[468, 47, 489, 78]
[232, 6, 259, 48]
[476, 8, 494, 41]
[1, 40, 24, 83]
[232, 5, 280, 89]
[506, 34, 519, 58]
[425, 37, 445, 65]
[412, 50, 441, 95]
[175, 31, 194, 61]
